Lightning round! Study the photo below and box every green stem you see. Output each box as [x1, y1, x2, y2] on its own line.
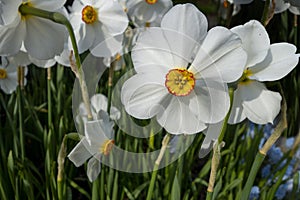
[47, 68, 52, 128]
[107, 62, 115, 114]
[146, 134, 171, 200]
[261, 0, 271, 26]
[17, 67, 25, 161]
[218, 88, 234, 143]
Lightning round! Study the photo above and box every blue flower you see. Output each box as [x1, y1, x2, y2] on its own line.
[249, 186, 260, 200]
[261, 164, 271, 178]
[275, 183, 288, 200]
[285, 137, 295, 149]
[268, 146, 283, 165]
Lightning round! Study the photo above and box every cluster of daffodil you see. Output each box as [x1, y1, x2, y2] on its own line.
[0, 0, 299, 199]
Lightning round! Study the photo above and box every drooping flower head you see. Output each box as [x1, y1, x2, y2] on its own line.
[121, 4, 247, 135]
[69, 0, 128, 57]
[68, 111, 115, 182]
[229, 20, 300, 124]
[0, 0, 66, 60]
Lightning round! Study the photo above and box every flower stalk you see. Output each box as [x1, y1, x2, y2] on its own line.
[17, 66, 25, 161]
[146, 133, 171, 200]
[206, 141, 225, 197]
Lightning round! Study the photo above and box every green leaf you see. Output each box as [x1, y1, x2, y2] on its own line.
[171, 175, 181, 200]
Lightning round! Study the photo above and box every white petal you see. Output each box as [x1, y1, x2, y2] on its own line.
[289, 6, 300, 15]
[156, 96, 207, 135]
[250, 43, 299, 81]
[24, 17, 65, 60]
[189, 81, 230, 124]
[68, 138, 92, 167]
[0, 72, 18, 94]
[161, 3, 208, 42]
[87, 156, 102, 182]
[240, 82, 282, 124]
[0, 0, 21, 26]
[29, 56, 56, 68]
[132, 28, 192, 71]
[8, 51, 31, 66]
[231, 20, 270, 67]
[228, 87, 247, 124]
[98, 0, 128, 36]
[199, 121, 223, 158]
[90, 29, 123, 57]
[91, 94, 109, 113]
[0, 16, 25, 56]
[274, 0, 290, 13]
[85, 120, 114, 148]
[190, 26, 247, 83]
[30, 0, 66, 11]
[121, 73, 168, 119]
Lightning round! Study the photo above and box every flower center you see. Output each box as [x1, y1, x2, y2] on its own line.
[100, 139, 114, 156]
[239, 69, 253, 85]
[165, 68, 195, 96]
[82, 5, 97, 24]
[145, 0, 158, 5]
[0, 68, 7, 79]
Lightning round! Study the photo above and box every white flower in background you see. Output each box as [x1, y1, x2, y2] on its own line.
[121, 4, 247, 135]
[77, 93, 120, 124]
[0, 0, 66, 60]
[69, 0, 128, 57]
[126, 0, 173, 27]
[273, 0, 300, 15]
[0, 56, 28, 94]
[229, 20, 300, 124]
[68, 111, 115, 182]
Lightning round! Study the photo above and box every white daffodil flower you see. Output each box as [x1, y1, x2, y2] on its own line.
[121, 4, 247, 135]
[0, 0, 66, 60]
[69, 0, 128, 57]
[229, 20, 300, 125]
[68, 112, 115, 182]
[0, 56, 28, 94]
[126, 0, 173, 27]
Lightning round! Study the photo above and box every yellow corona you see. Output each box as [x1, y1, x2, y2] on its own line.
[82, 5, 97, 24]
[165, 68, 195, 96]
[0, 69, 7, 79]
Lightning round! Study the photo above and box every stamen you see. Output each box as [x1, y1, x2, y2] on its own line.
[239, 69, 253, 85]
[0, 68, 7, 79]
[100, 140, 115, 156]
[82, 5, 97, 24]
[165, 68, 195, 96]
[145, 0, 158, 5]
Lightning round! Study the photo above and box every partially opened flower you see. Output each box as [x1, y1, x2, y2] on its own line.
[126, 0, 173, 27]
[68, 0, 128, 57]
[0, 56, 28, 94]
[68, 111, 115, 182]
[0, 0, 66, 60]
[121, 4, 247, 134]
[229, 20, 300, 124]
